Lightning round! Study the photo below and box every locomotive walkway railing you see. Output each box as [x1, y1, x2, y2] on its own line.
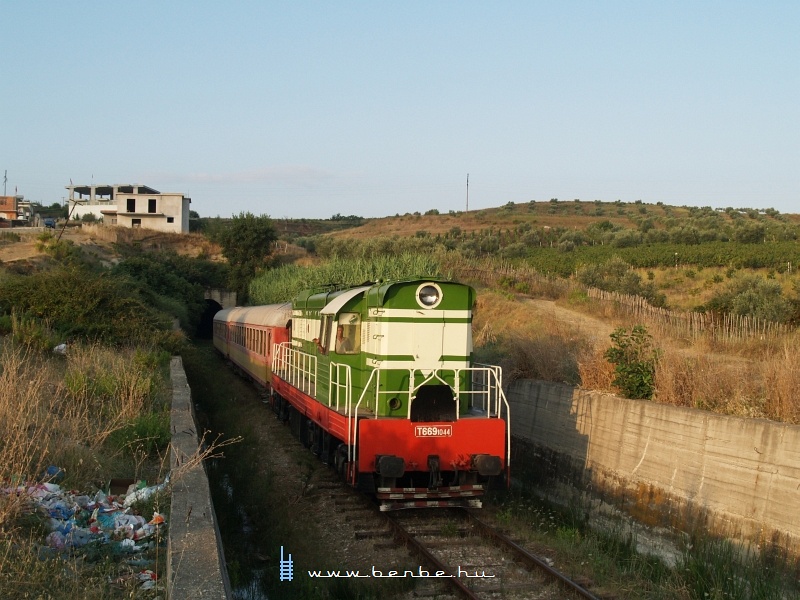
[328, 362, 351, 411]
[272, 342, 317, 396]
[346, 366, 511, 471]
[272, 347, 511, 478]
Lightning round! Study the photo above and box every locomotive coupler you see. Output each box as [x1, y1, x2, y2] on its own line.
[427, 455, 442, 489]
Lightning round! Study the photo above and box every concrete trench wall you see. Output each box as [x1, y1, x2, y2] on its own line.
[168, 357, 231, 598]
[507, 379, 800, 557]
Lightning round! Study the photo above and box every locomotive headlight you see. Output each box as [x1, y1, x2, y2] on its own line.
[416, 283, 443, 309]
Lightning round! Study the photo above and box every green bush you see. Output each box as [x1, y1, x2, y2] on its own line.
[700, 274, 793, 323]
[0, 266, 173, 346]
[10, 312, 59, 353]
[604, 325, 659, 400]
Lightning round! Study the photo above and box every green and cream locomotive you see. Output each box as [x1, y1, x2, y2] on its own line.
[214, 278, 509, 509]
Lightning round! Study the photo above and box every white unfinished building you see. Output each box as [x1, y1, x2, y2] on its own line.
[66, 183, 191, 234]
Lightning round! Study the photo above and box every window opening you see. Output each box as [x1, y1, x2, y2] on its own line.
[335, 313, 361, 354]
[317, 315, 333, 354]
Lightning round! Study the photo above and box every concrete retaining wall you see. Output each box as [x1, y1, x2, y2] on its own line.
[508, 380, 800, 556]
[168, 357, 231, 599]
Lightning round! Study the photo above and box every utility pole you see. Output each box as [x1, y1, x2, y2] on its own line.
[466, 173, 469, 212]
[3, 170, 6, 196]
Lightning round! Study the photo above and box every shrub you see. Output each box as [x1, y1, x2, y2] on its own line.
[604, 325, 660, 399]
[0, 313, 10, 335]
[701, 274, 793, 323]
[0, 266, 173, 346]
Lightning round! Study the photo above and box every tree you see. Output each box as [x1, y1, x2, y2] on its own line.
[703, 274, 793, 323]
[219, 212, 277, 302]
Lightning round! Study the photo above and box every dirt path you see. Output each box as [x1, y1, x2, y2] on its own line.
[524, 298, 616, 343]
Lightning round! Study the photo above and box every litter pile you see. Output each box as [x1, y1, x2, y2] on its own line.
[2, 473, 169, 590]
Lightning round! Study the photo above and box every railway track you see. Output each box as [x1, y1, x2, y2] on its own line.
[383, 509, 601, 599]
[320, 476, 602, 599]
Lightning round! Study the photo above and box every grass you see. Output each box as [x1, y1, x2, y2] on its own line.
[0, 339, 171, 599]
[488, 490, 799, 600]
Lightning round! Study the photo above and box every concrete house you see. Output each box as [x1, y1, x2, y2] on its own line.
[0, 195, 23, 224]
[67, 183, 191, 234]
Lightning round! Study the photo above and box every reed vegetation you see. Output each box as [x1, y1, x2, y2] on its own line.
[249, 252, 446, 304]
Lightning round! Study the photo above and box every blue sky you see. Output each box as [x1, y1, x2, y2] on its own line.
[3, 2, 798, 219]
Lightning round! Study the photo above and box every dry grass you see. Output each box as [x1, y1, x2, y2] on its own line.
[0, 345, 54, 526]
[0, 340, 171, 598]
[0, 343, 166, 526]
[474, 288, 800, 424]
[474, 291, 596, 385]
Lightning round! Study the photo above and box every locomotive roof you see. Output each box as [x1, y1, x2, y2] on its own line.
[214, 303, 292, 327]
[292, 278, 474, 310]
[320, 285, 371, 316]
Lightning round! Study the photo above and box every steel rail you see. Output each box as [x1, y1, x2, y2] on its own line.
[465, 511, 602, 600]
[383, 513, 481, 600]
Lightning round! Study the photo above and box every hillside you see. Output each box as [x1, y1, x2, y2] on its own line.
[320, 199, 800, 240]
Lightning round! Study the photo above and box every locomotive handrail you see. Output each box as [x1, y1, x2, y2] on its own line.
[347, 365, 512, 470]
[460, 364, 506, 417]
[328, 362, 351, 410]
[271, 342, 317, 396]
[348, 367, 415, 469]
[471, 364, 511, 470]
[346, 367, 381, 470]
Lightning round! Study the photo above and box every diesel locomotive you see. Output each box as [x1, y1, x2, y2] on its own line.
[213, 278, 509, 510]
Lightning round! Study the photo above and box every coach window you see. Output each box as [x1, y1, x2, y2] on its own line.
[336, 313, 360, 354]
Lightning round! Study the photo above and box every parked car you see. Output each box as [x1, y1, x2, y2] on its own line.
[43, 218, 56, 229]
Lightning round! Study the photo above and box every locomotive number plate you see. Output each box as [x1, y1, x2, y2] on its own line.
[414, 425, 453, 437]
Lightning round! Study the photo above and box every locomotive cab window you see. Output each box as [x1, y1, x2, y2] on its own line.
[316, 314, 333, 354]
[335, 313, 360, 355]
